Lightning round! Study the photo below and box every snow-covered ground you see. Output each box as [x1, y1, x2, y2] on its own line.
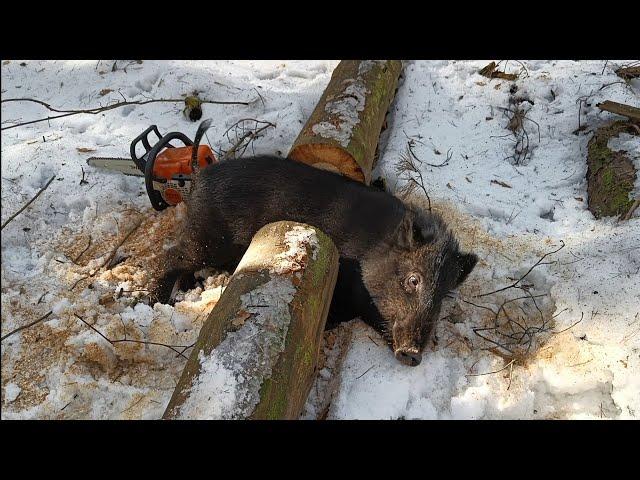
[1, 60, 639, 419]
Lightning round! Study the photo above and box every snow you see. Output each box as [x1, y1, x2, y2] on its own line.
[2, 60, 639, 420]
[4, 383, 21, 402]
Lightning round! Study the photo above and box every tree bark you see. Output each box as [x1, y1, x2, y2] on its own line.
[288, 60, 402, 185]
[596, 101, 640, 123]
[586, 121, 637, 219]
[163, 221, 339, 419]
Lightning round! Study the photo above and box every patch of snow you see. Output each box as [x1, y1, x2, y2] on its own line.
[4, 383, 21, 403]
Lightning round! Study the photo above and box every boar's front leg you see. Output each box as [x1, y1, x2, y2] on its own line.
[149, 241, 205, 305]
[149, 223, 244, 305]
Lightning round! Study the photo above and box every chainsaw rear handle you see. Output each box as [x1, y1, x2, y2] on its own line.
[144, 131, 194, 211]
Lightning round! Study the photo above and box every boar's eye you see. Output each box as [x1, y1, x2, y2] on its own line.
[404, 273, 422, 292]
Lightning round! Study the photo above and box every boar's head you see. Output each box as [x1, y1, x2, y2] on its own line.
[361, 208, 477, 366]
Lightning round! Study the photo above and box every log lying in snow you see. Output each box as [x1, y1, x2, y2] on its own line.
[163, 221, 339, 420]
[288, 60, 403, 185]
[586, 121, 637, 219]
[596, 101, 640, 123]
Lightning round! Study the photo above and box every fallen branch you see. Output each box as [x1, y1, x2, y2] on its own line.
[1, 96, 252, 131]
[475, 240, 565, 298]
[1, 311, 53, 342]
[615, 66, 640, 80]
[396, 141, 432, 210]
[1, 175, 56, 230]
[407, 139, 452, 168]
[217, 118, 276, 161]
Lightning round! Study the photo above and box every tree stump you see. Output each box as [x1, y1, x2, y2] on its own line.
[288, 60, 403, 185]
[163, 221, 339, 420]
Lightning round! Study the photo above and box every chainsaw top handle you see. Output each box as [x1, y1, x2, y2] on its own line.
[142, 130, 194, 211]
[130, 125, 163, 171]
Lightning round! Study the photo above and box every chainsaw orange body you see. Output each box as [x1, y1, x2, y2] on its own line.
[88, 121, 217, 211]
[130, 121, 216, 211]
[152, 145, 217, 206]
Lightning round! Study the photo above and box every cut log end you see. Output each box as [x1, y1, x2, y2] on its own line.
[288, 60, 402, 185]
[289, 143, 366, 183]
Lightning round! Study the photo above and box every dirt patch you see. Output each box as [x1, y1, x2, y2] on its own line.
[586, 121, 638, 219]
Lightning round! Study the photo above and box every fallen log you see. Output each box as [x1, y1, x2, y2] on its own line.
[586, 121, 637, 219]
[615, 66, 640, 80]
[163, 220, 339, 419]
[288, 60, 402, 184]
[596, 101, 640, 123]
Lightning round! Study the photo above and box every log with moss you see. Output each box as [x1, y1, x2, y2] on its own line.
[288, 60, 403, 185]
[586, 121, 638, 219]
[163, 221, 339, 420]
[596, 101, 640, 123]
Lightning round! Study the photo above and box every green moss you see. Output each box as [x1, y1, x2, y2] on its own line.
[602, 168, 614, 188]
[257, 377, 288, 420]
[587, 121, 637, 218]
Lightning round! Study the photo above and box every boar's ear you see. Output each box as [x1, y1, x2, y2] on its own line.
[396, 215, 423, 250]
[456, 252, 478, 286]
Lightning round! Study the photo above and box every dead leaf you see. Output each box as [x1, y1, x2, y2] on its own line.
[76, 147, 96, 153]
[479, 62, 519, 81]
[575, 197, 584, 202]
[231, 310, 252, 327]
[99, 293, 115, 306]
[99, 88, 113, 96]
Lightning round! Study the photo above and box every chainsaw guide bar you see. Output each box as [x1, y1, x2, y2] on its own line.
[85, 120, 216, 211]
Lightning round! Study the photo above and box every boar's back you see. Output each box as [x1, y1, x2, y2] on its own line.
[190, 156, 406, 258]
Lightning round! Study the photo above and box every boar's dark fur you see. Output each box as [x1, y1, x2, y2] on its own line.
[152, 156, 477, 366]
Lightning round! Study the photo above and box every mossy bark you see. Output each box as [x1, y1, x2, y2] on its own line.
[288, 60, 403, 185]
[596, 101, 640, 123]
[162, 221, 339, 419]
[586, 121, 638, 219]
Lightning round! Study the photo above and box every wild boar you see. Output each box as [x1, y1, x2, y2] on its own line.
[151, 156, 477, 366]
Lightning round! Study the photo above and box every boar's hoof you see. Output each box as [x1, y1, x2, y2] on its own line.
[395, 348, 422, 367]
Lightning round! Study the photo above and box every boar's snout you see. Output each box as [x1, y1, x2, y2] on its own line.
[394, 347, 422, 367]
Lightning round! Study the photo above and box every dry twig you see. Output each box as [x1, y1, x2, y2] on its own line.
[1, 175, 56, 230]
[1, 96, 252, 131]
[396, 141, 432, 210]
[73, 313, 193, 359]
[216, 118, 276, 161]
[1, 311, 53, 342]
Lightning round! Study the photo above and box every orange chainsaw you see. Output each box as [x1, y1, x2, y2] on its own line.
[87, 119, 216, 211]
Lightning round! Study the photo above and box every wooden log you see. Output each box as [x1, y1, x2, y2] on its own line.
[596, 101, 640, 123]
[162, 221, 339, 419]
[288, 60, 402, 185]
[615, 66, 640, 80]
[586, 121, 637, 219]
